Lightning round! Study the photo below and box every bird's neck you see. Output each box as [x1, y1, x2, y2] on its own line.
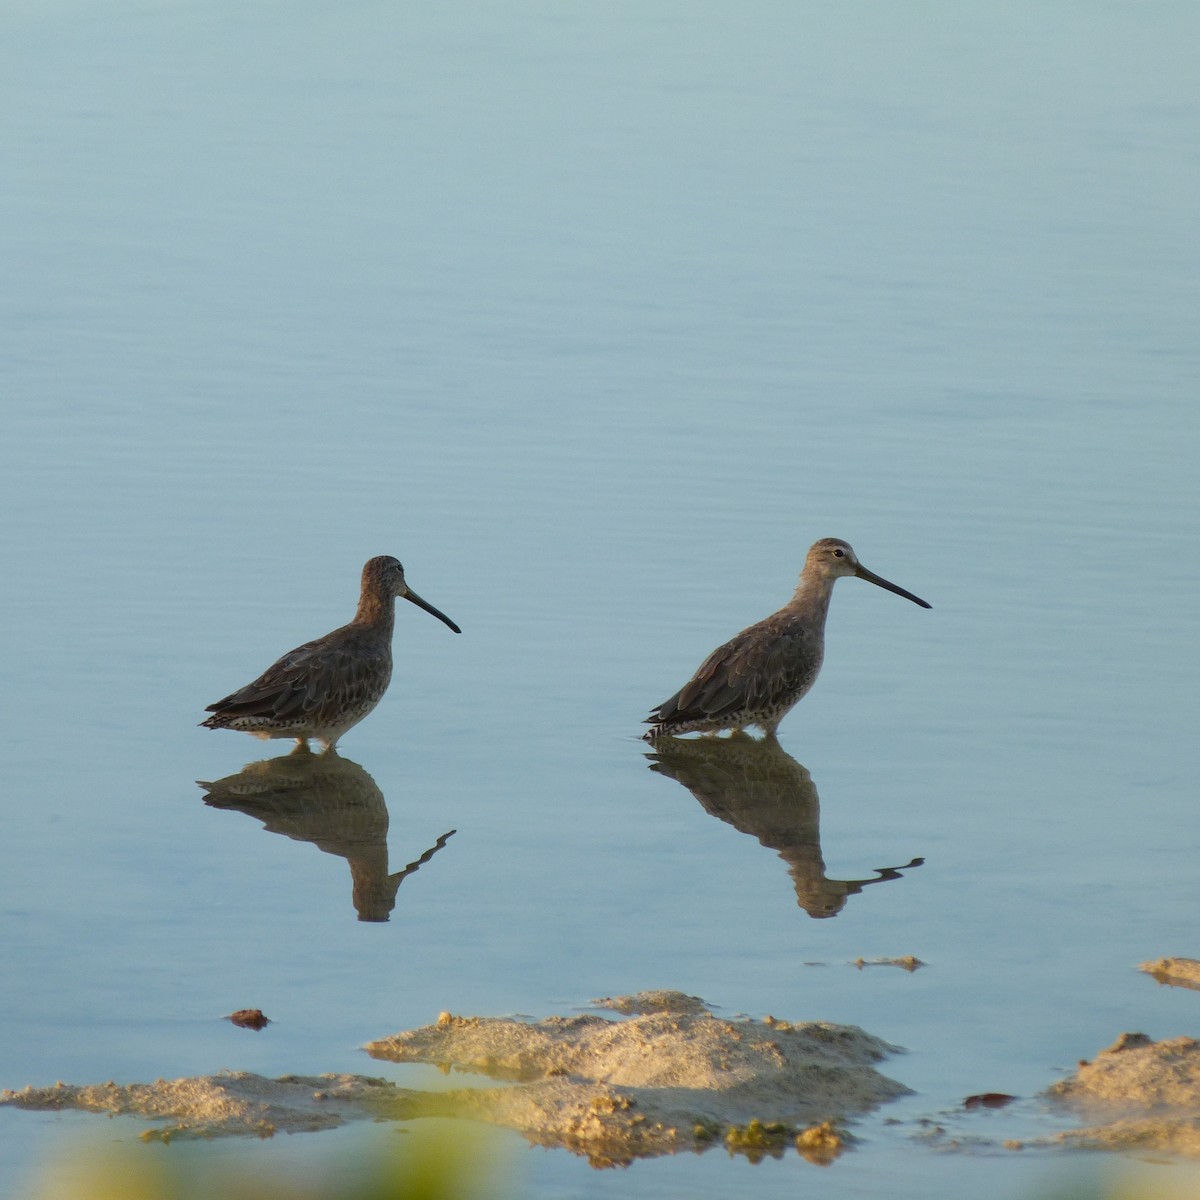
[786, 574, 836, 627]
[352, 590, 395, 631]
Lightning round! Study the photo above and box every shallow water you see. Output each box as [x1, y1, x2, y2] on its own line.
[2, 2, 1199, 1196]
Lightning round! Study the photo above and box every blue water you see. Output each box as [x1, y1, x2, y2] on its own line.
[2, 2, 1198, 1197]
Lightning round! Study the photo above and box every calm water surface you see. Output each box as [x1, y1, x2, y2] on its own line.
[2, 2, 1198, 1197]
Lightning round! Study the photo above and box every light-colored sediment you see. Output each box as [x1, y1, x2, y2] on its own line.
[1043, 1032, 1200, 1155]
[365, 991, 908, 1163]
[0, 992, 907, 1165]
[592, 990, 710, 1015]
[14, 992, 1200, 1164]
[0, 1072, 405, 1141]
[1140, 957, 1200, 992]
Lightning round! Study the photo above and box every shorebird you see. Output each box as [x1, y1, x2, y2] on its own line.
[202, 556, 459, 751]
[645, 538, 929, 739]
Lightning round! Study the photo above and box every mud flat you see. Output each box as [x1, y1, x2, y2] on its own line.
[0, 992, 908, 1165]
[1140, 957, 1200, 992]
[365, 991, 910, 1163]
[1043, 1032, 1200, 1156]
[0, 1072, 403, 1141]
[12, 994, 1200, 1165]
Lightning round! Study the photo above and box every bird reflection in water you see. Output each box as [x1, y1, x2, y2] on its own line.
[645, 734, 922, 918]
[198, 746, 455, 922]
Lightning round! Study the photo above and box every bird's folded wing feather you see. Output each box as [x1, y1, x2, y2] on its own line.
[206, 637, 382, 720]
[656, 619, 811, 723]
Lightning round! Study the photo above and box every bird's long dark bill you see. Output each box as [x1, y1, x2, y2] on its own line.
[855, 565, 931, 609]
[404, 589, 462, 632]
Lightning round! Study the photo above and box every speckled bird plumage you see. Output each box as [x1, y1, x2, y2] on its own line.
[645, 538, 929, 739]
[203, 556, 459, 751]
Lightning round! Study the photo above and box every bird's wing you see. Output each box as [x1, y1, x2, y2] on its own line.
[650, 618, 813, 725]
[206, 635, 384, 722]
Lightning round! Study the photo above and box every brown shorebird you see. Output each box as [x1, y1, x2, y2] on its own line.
[202, 556, 459, 751]
[645, 538, 929, 738]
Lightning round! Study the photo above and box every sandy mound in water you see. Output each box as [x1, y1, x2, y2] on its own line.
[1140, 957, 1200, 992]
[1044, 1032, 1200, 1155]
[365, 992, 909, 1162]
[592, 990, 710, 1015]
[0, 1072, 403, 1140]
[1, 992, 908, 1164]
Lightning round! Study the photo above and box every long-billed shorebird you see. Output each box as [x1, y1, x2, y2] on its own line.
[645, 538, 929, 739]
[202, 556, 460, 751]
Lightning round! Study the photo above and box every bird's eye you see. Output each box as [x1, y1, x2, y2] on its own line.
[833, 548, 845, 558]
